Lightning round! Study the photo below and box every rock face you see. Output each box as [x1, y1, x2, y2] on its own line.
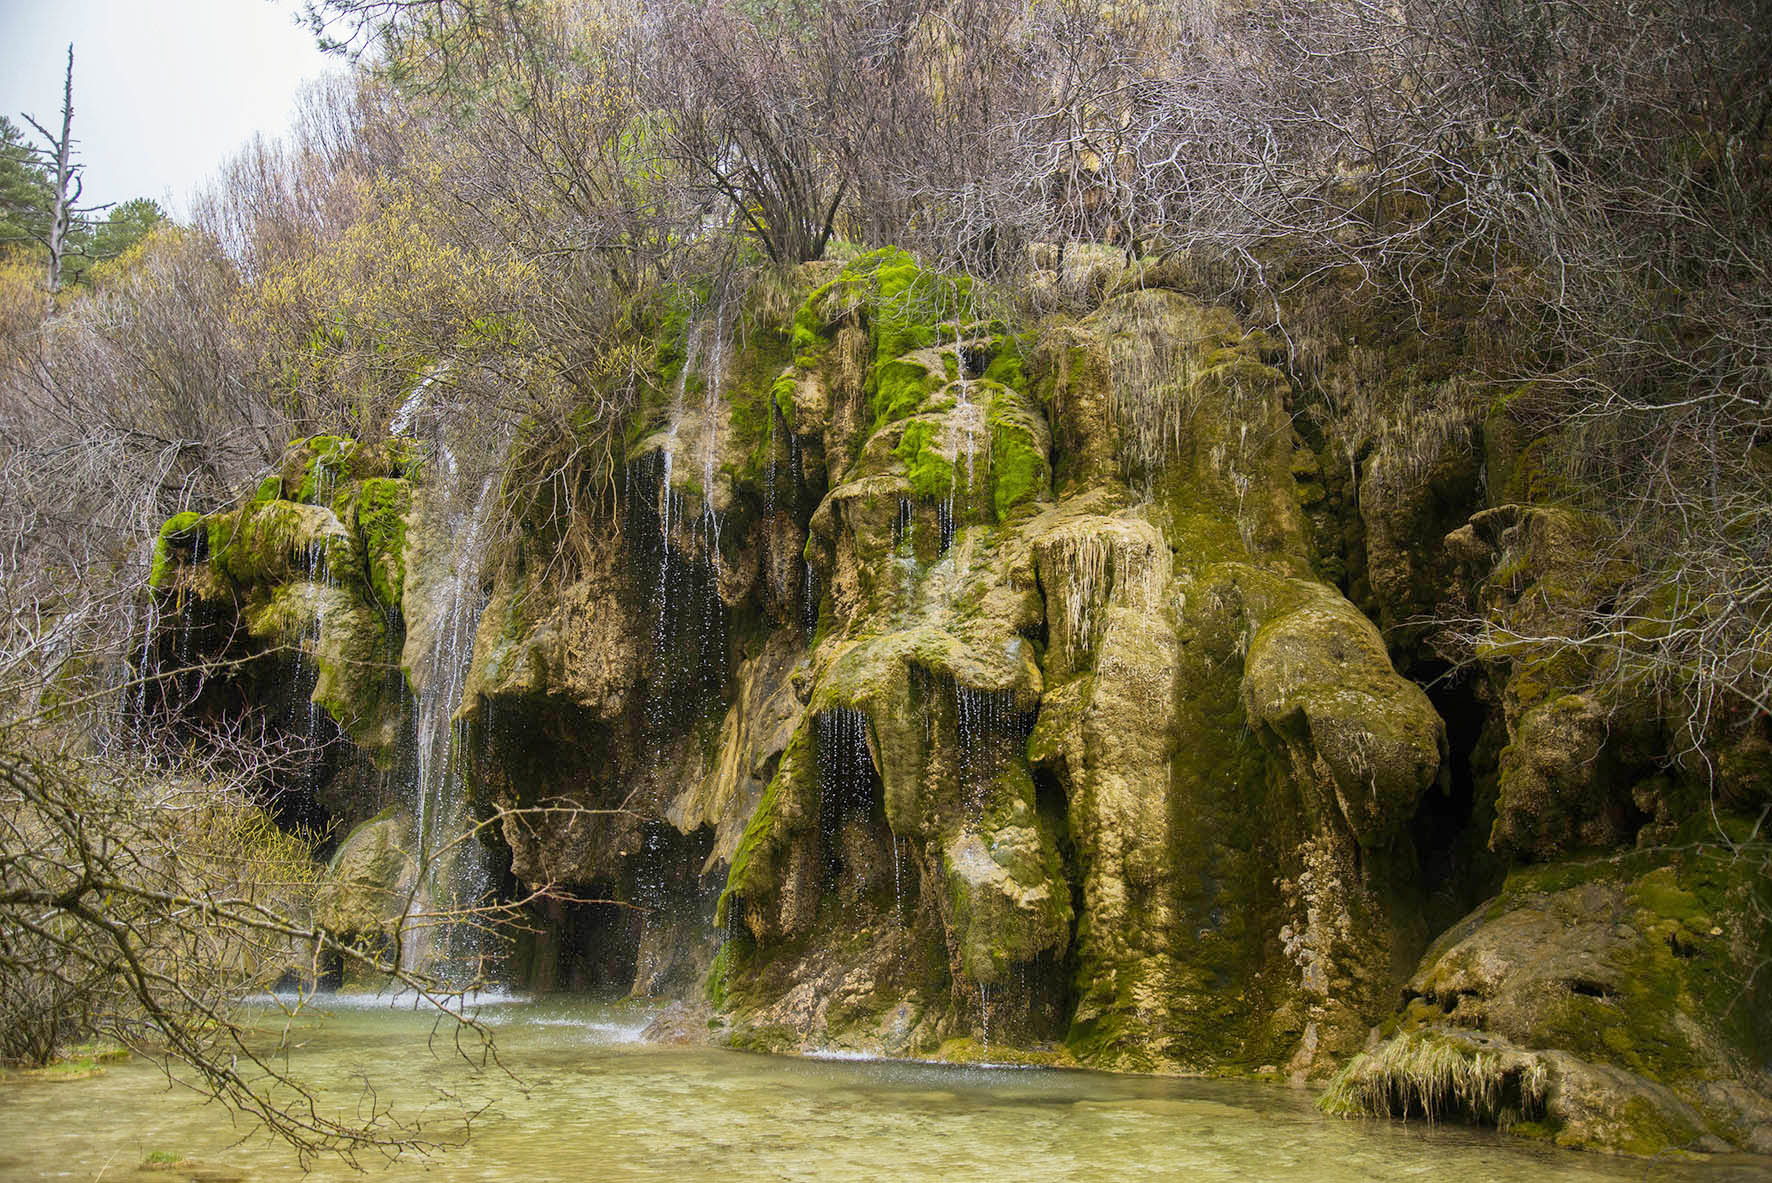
[144, 249, 1772, 1157]
[710, 257, 1448, 1071]
[145, 435, 415, 824]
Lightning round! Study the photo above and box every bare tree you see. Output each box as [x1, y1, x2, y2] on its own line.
[20, 45, 95, 295]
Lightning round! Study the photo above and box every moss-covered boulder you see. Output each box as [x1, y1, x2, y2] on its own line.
[313, 809, 422, 977]
[1326, 847, 1772, 1155]
[143, 437, 419, 771]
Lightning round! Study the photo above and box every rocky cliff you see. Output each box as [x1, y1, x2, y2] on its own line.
[145, 247, 1772, 1158]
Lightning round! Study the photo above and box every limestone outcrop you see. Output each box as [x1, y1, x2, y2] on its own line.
[142, 249, 1772, 1158]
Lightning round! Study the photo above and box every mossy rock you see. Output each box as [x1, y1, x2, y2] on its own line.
[243, 581, 396, 756]
[355, 476, 411, 610]
[1329, 847, 1772, 1155]
[148, 511, 204, 590]
[1240, 584, 1445, 845]
[207, 499, 366, 591]
[314, 807, 420, 952]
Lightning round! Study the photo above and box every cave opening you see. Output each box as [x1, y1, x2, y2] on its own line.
[518, 822, 721, 999]
[1032, 764, 1083, 1038]
[530, 887, 644, 996]
[1412, 660, 1503, 936]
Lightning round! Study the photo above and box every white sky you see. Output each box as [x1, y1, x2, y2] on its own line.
[0, 0, 335, 218]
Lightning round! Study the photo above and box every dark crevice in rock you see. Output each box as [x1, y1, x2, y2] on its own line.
[529, 887, 641, 996]
[1411, 661, 1504, 940]
[813, 707, 896, 903]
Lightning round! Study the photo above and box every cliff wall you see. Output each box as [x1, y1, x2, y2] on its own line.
[145, 248, 1772, 1157]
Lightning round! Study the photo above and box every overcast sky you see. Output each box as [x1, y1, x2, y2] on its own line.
[0, 0, 334, 218]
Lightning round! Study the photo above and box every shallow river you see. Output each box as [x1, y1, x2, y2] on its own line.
[1, 994, 1765, 1182]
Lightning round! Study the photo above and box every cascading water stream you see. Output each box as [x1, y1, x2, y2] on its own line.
[126, 543, 162, 739]
[953, 684, 1032, 817]
[699, 283, 730, 566]
[394, 378, 514, 986]
[952, 323, 979, 492]
[403, 467, 501, 982]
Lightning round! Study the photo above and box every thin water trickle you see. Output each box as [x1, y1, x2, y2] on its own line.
[954, 684, 1033, 815]
[801, 558, 819, 643]
[951, 323, 979, 491]
[816, 707, 873, 832]
[130, 551, 161, 733]
[891, 831, 903, 922]
[765, 396, 779, 523]
[978, 980, 991, 1052]
[700, 283, 730, 568]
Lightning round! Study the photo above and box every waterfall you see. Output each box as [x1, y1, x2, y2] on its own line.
[699, 283, 730, 565]
[394, 376, 512, 987]
[404, 465, 500, 983]
[815, 706, 873, 820]
[801, 558, 820, 644]
[951, 324, 979, 493]
[629, 286, 738, 742]
[302, 538, 329, 761]
[127, 536, 164, 737]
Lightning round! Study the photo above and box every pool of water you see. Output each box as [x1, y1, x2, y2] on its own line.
[0, 995, 1764, 1182]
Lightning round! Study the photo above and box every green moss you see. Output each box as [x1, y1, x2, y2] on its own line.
[770, 370, 800, 432]
[356, 477, 411, 610]
[208, 499, 365, 591]
[987, 408, 1046, 522]
[252, 474, 283, 504]
[983, 338, 1026, 390]
[872, 357, 941, 425]
[705, 941, 735, 1008]
[719, 727, 816, 927]
[1606, 1094, 1707, 1158]
[789, 247, 976, 419]
[386, 436, 424, 479]
[148, 511, 203, 589]
[718, 322, 795, 490]
[791, 278, 838, 367]
[893, 420, 956, 500]
[652, 285, 698, 391]
[295, 435, 358, 504]
[724, 1023, 802, 1054]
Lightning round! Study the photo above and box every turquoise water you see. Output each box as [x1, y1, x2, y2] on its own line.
[0, 995, 1764, 1181]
